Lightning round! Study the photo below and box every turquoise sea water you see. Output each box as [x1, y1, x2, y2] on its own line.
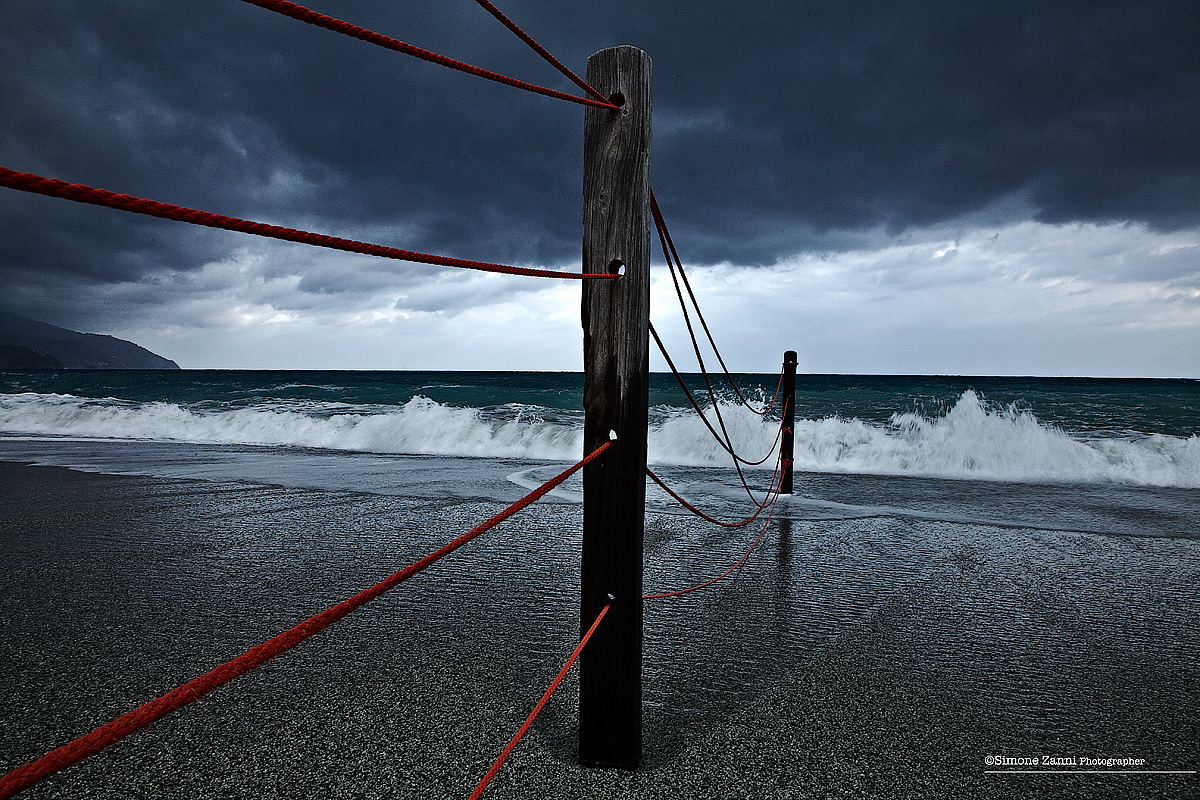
[1, 369, 1198, 537]
[2, 370, 1199, 436]
[1, 369, 1197, 476]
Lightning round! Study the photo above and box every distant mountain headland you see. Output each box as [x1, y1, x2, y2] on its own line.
[0, 311, 180, 370]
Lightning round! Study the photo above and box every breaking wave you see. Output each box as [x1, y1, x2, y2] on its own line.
[1, 390, 1197, 487]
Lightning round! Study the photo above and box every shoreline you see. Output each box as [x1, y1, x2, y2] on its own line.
[1, 461, 1197, 799]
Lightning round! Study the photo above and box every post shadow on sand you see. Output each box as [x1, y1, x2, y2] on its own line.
[537, 512, 811, 772]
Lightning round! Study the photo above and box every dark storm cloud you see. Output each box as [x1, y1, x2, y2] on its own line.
[637, 0, 1200, 262]
[1, 0, 1197, 326]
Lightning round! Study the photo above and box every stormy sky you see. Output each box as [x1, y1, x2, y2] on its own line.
[1, 0, 1197, 375]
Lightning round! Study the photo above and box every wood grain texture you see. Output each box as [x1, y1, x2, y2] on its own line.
[579, 45, 652, 770]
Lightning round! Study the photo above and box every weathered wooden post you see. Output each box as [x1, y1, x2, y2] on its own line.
[781, 350, 798, 495]
[579, 45, 652, 769]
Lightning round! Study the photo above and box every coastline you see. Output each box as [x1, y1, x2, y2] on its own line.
[1, 460, 1197, 799]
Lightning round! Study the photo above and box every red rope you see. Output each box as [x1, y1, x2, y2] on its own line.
[650, 192, 781, 415]
[647, 460, 781, 527]
[0, 442, 611, 800]
[468, 603, 610, 800]
[0, 167, 615, 281]
[470, 0, 609, 103]
[650, 201, 784, 508]
[240, 0, 618, 110]
[649, 321, 783, 469]
[656, 253, 780, 466]
[643, 459, 787, 600]
[650, 321, 783, 514]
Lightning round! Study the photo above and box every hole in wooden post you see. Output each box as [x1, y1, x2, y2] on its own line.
[609, 91, 626, 108]
[608, 259, 625, 276]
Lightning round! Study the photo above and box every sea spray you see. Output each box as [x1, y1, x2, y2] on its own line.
[2, 387, 1197, 487]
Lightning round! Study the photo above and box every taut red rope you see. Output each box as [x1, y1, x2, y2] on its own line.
[0, 442, 611, 800]
[468, 603, 611, 800]
[471, 0, 609, 103]
[240, 0, 618, 110]
[0, 167, 616, 281]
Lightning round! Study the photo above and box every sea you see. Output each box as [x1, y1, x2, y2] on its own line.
[1, 370, 1198, 535]
[3, 370, 1200, 796]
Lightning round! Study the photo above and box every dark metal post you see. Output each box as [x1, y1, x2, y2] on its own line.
[781, 350, 797, 495]
[579, 45, 652, 769]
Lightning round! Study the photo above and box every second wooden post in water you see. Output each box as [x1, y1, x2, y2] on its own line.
[781, 350, 798, 495]
[580, 45, 652, 769]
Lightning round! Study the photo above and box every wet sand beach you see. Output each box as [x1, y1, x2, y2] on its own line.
[1, 460, 1197, 799]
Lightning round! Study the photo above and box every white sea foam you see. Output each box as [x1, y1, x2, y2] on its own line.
[1, 390, 1197, 487]
[794, 390, 1200, 487]
[0, 393, 582, 460]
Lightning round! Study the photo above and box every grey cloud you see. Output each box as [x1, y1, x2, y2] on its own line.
[1, 0, 1197, 334]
